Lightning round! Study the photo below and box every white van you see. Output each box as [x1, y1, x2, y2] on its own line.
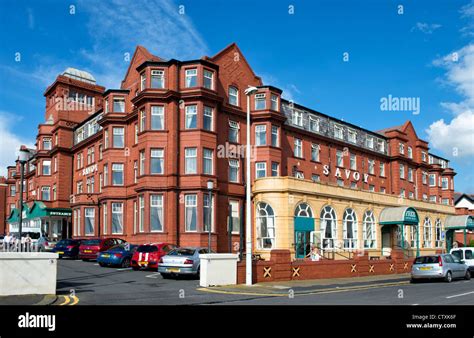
[450, 247, 474, 276]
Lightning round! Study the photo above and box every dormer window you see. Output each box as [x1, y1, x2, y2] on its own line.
[348, 129, 357, 143]
[271, 94, 279, 111]
[185, 69, 197, 88]
[255, 93, 266, 110]
[203, 69, 214, 89]
[366, 136, 374, 149]
[293, 110, 303, 126]
[113, 97, 125, 113]
[309, 116, 320, 132]
[229, 86, 239, 106]
[377, 139, 385, 152]
[151, 70, 165, 89]
[334, 124, 343, 140]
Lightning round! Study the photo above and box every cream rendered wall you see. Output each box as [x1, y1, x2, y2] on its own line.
[253, 177, 456, 259]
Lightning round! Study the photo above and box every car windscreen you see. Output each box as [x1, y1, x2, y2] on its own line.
[137, 245, 158, 253]
[451, 250, 463, 260]
[82, 239, 100, 246]
[414, 256, 439, 264]
[168, 248, 196, 256]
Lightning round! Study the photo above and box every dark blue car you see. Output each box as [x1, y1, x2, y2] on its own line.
[97, 244, 138, 268]
[52, 239, 82, 259]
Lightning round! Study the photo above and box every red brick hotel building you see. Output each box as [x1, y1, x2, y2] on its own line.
[3, 43, 471, 260]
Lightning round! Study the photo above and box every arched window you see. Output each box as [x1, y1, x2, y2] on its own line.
[295, 203, 313, 218]
[256, 202, 275, 249]
[435, 219, 443, 248]
[320, 206, 337, 249]
[410, 225, 417, 248]
[363, 210, 376, 249]
[423, 217, 432, 248]
[343, 208, 358, 249]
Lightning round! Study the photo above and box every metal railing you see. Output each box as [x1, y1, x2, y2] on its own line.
[1, 241, 40, 252]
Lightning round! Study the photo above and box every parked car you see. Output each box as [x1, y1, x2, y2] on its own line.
[98, 244, 138, 268]
[158, 247, 213, 279]
[52, 239, 82, 259]
[37, 234, 58, 252]
[410, 254, 471, 283]
[79, 238, 126, 261]
[131, 243, 177, 271]
[450, 247, 474, 276]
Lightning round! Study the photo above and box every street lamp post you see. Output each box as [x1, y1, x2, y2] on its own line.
[17, 148, 30, 248]
[244, 86, 258, 286]
[207, 180, 213, 253]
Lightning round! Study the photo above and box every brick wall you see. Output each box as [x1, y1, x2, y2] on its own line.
[237, 249, 414, 284]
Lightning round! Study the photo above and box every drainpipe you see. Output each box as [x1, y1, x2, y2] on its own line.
[175, 63, 181, 246]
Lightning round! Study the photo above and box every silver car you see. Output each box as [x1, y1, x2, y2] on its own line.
[158, 247, 212, 279]
[410, 254, 471, 283]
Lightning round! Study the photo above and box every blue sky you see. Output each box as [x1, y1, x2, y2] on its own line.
[0, 0, 473, 192]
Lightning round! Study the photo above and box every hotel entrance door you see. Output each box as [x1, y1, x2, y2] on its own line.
[381, 225, 392, 257]
[294, 216, 314, 259]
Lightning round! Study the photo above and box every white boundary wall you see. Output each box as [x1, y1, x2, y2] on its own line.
[0, 252, 58, 296]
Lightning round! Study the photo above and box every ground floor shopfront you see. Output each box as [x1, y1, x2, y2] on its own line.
[6, 201, 72, 240]
[252, 177, 459, 261]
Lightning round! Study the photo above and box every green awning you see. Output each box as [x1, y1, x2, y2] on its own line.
[445, 215, 474, 230]
[379, 206, 419, 225]
[7, 201, 71, 224]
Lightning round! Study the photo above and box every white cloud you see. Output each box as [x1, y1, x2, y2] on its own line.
[460, 0, 474, 37]
[258, 72, 300, 101]
[427, 43, 474, 158]
[426, 110, 474, 156]
[411, 22, 442, 34]
[0, 112, 34, 177]
[77, 0, 209, 88]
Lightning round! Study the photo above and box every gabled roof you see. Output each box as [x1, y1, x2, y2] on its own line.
[121, 45, 163, 88]
[455, 193, 474, 205]
[210, 42, 262, 85]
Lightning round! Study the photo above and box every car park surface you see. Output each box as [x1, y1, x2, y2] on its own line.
[56, 258, 474, 305]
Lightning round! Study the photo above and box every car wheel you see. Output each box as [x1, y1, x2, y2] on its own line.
[196, 266, 200, 279]
[132, 266, 139, 271]
[82, 259, 89, 262]
[445, 271, 452, 283]
[99, 262, 106, 267]
[121, 258, 130, 268]
[161, 273, 171, 279]
[465, 271, 471, 280]
[410, 278, 418, 284]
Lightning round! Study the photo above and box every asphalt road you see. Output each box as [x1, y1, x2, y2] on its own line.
[56, 259, 474, 305]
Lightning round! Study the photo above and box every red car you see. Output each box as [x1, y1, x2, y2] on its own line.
[79, 237, 126, 261]
[131, 243, 177, 271]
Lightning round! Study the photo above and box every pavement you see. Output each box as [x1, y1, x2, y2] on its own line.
[0, 294, 57, 306]
[1, 259, 473, 305]
[200, 273, 411, 296]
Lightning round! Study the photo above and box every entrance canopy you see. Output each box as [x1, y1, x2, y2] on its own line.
[379, 206, 419, 225]
[444, 215, 474, 230]
[7, 201, 71, 223]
